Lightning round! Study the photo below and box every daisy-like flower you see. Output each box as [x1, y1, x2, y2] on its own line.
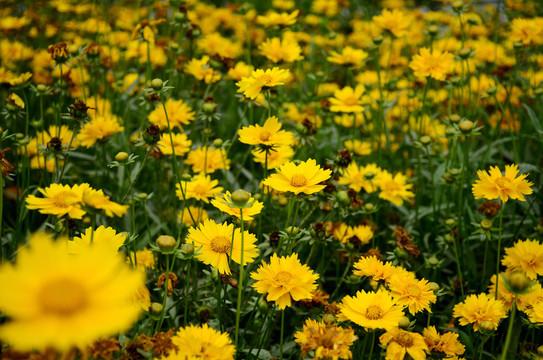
[344, 139, 371, 156]
[294, 319, 357, 360]
[185, 147, 230, 174]
[186, 219, 258, 275]
[238, 116, 294, 149]
[258, 37, 303, 63]
[133, 249, 156, 270]
[453, 293, 507, 331]
[82, 186, 129, 217]
[488, 273, 516, 311]
[327, 46, 368, 68]
[250, 253, 319, 310]
[257, 10, 299, 27]
[377, 171, 415, 207]
[352, 256, 399, 284]
[25, 183, 86, 219]
[77, 114, 124, 148]
[373, 9, 411, 38]
[252, 145, 294, 169]
[228, 61, 254, 81]
[508, 18, 543, 46]
[176, 175, 223, 203]
[472, 164, 534, 203]
[502, 239, 543, 280]
[340, 289, 405, 330]
[333, 223, 373, 245]
[380, 328, 429, 360]
[68, 226, 127, 255]
[178, 206, 208, 227]
[236, 67, 291, 100]
[423, 326, 465, 358]
[338, 162, 382, 193]
[389, 273, 437, 315]
[184, 55, 221, 84]
[328, 85, 365, 113]
[166, 323, 235, 360]
[148, 98, 195, 130]
[409, 48, 455, 81]
[212, 191, 263, 221]
[263, 158, 332, 195]
[0, 232, 143, 351]
[157, 133, 192, 156]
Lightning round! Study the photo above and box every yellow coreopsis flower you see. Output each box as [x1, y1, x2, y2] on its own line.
[377, 172, 415, 206]
[340, 289, 405, 330]
[0, 233, 143, 351]
[329, 85, 365, 113]
[338, 162, 383, 193]
[502, 239, 543, 280]
[472, 164, 533, 203]
[373, 9, 411, 38]
[82, 186, 129, 217]
[380, 328, 429, 360]
[263, 158, 332, 195]
[238, 116, 294, 149]
[251, 253, 318, 309]
[77, 114, 124, 148]
[228, 61, 254, 81]
[211, 191, 263, 221]
[389, 273, 437, 315]
[148, 98, 195, 131]
[327, 46, 368, 68]
[257, 10, 299, 27]
[295, 319, 357, 360]
[184, 55, 221, 84]
[422, 326, 465, 358]
[236, 67, 291, 100]
[166, 323, 235, 360]
[68, 226, 127, 255]
[185, 147, 230, 174]
[409, 48, 455, 81]
[453, 293, 507, 331]
[186, 219, 258, 275]
[176, 175, 223, 203]
[157, 133, 192, 156]
[258, 37, 303, 63]
[25, 183, 87, 219]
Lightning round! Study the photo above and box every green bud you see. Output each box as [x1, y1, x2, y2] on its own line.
[336, 191, 351, 206]
[449, 114, 461, 123]
[508, 271, 531, 293]
[420, 136, 432, 145]
[364, 203, 374, 212]
[458, 120, 474, 133]
[480, 219, 493, 230]
[151, 78, 163, 91]
[428, 282, 440, 292]
[115, 152, 129, 161]
[181, 243, 195, 254]
[156, 235, 176, 251]
[212, 138, 223, 147]
[428, 256, 439, 266]
[37, 84, 47, 92]
[151, 302, 163, 314]
[398, 316, 411, 329]
[394, 247, 408, 260]
[230, 189, 251, 207]
[322, 314, 335, 324]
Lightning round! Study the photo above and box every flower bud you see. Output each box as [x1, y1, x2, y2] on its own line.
[372, 35, 383, 45]
[509, 271, 531, 293]
[37, 84, 47, 92]
[230, 189, 251, 207]
[452, 0, 464, 11]
[428, 25, 439, 35]
[150, 302, 163, 314]
[156, 235, 176, 251]
[364, 203, 374, 212]
[513, 41, 524, 50]
[278, 197, 288, 206]
[399, 316, 411, 329]
[151, 78, 163, 91]
[449, 114, 461, 123]
[322, 313, 335, 325]
[458, 48, 471, 59]
[428, 256, 439, 266]
[181, 243, 195, 254]
[115, 152, 129, 162]
[420, 136, 432, 145]
[336, 191, 351, 206]
[458, 120, 474, 133]
[428, 282, 440, 292]
[213, 138, 223, 147]
[478, 321, 495, 332]
[445, 218, 456, 227]
[202, 102, 217, 115]
[286, 226, 299, 235]
[138, 193, 148, 200]
[480, 219, 493, 230]
[394, 247, 408, 260]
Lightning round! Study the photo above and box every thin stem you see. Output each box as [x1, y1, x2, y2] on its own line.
[500, 295, 517, 360]
[279, 309, 285, 360]
[155, 254, 170, 333]
[495, 205, 505, 299]
[368, 331, 376, 359]
[235, 209, 245, 352]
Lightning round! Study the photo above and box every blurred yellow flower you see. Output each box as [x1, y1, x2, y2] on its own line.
[472, 164, 533, 203]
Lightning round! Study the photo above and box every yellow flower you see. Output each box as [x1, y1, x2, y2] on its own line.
[263, 158, 332, 195]
[176, 175, 223, 203]
[380, 328, 429, 360]
[452, 293, 506, 331]
[389, 273, 437, 315]
[236, 67, 291, 100]
[227, 61, 254, 81]
[157, 133, 192, 156]
[166, 323, 235, 360]
[338, 162, 382, 193]
[353, 256, 411, 285]
[250, 253, 319, 310]
[257, 10, 299, 27]
[186, 219, 258, 275]
[212, 191, 263, 221]
[184, 55, 221, 84]
[82, 186, 129, 217]
[488, 273, 517, 311]
[294, 319, 357, 360]
[327, 46, 368, 68]
[508, 18, 543, 46]
[0, 233, 143, 351]
[377, 172, 415, 206]
[178, 206, 209, 227]
[258, 37, 303, 63]
[329, 85, 365, 113]
[472, 164, 533, 203]
[25, 183, 86, 219]
[68, 226, 127, 255]
[197, 33, 243, 60]
[7, 93, 24, 109]
[502, 239, 543, 280]
[77, 114, 124, 148]
[422, 326, 465, 358]
[409, 48, 455, 81]
[134, 249, 156, 270]
[148, 98, 195, 131]
[344, 139, 371, 156]
[340, 289, 405, 330]
[333, 223, 373, 245]
[185, 146, 230, 174]
[252, 145, 294, 169]
[373, 9, 411, 37]
[238, 116, 294, 149]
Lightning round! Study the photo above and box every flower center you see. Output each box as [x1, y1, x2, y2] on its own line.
[39, 278, 87, 316]
[52, 191, 79, 208]
[365, 305, 383, 320]
[257, 74, 274, 85]
[394, 331, 414, 348]
[494, 177, 512, 190]
[290, 174, 307, 187]
[274, 271, 293, 285]
[341, 95, 359, 106]
[210, 236, 231, 254]
[259, 131, 272, 142]
[192, 184, 208, 195]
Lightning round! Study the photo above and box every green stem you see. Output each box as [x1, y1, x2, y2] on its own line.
[495, 205, 505, 299]
[500, 296, 517, 360]
[155, 254, 170, 333]
[235, 209, 245, 352]
[368, 331, 376, 359]
[279, 309, 285, 360]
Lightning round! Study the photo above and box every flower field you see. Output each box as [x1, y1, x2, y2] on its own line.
[2, 0, 543, 359]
